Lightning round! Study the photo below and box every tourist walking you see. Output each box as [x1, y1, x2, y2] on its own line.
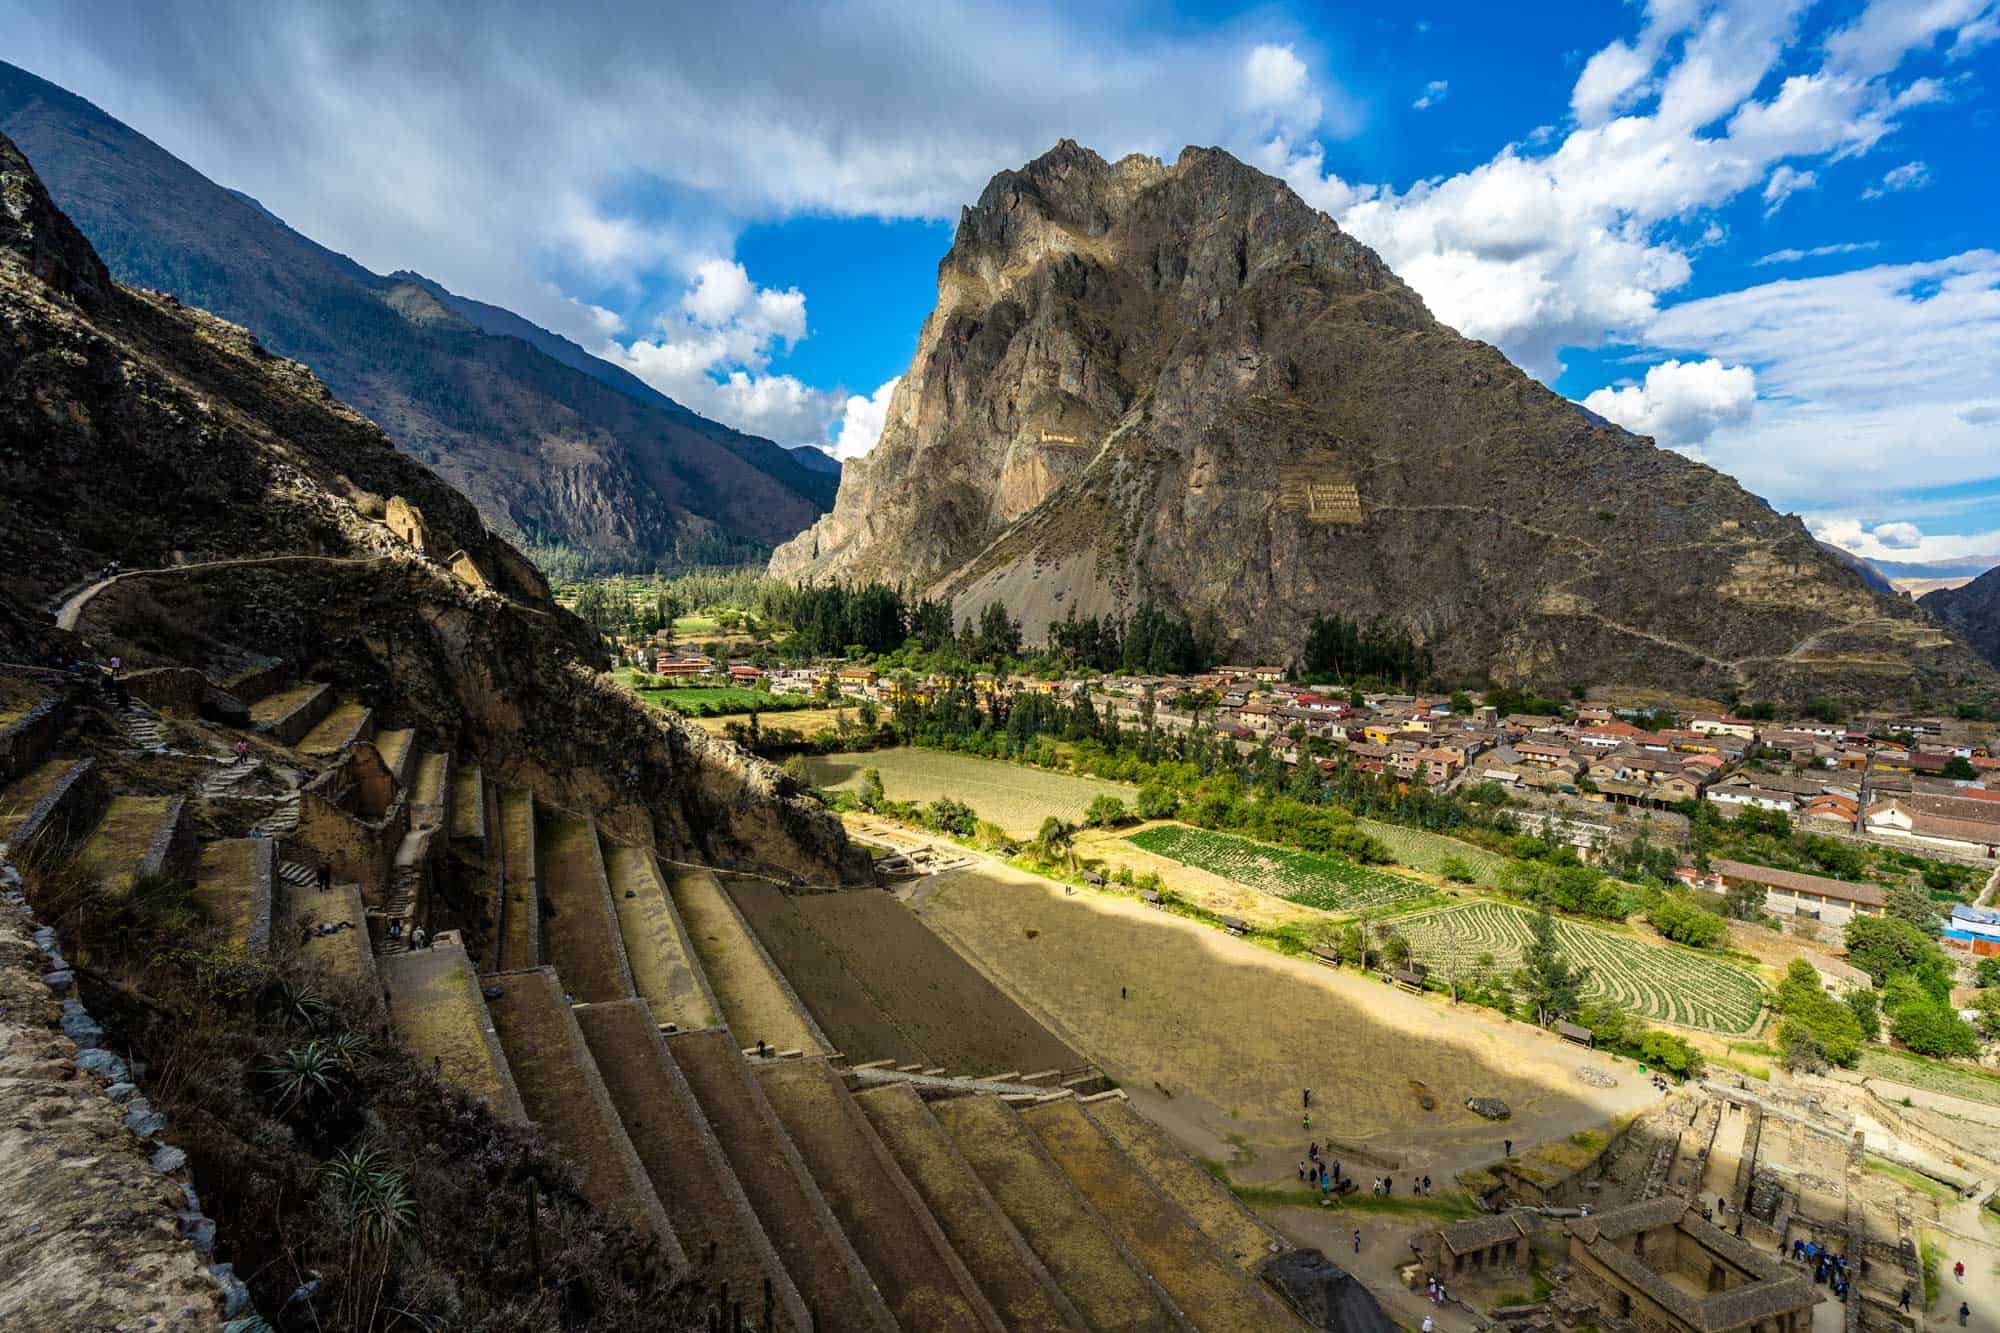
[1422, 1316, 1433, 1333]
[1957, 1260, 1967, 1283]
[317, 862, 332, 893]
[1900, 1287, 1913, 1313]
[1353, 1230, 1361, 1254]
[1961, 1303, 1972, 1328]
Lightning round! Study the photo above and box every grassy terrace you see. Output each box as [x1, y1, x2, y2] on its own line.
[0, 757, 82, 844]
[71, 795, 176, 897]
[449, 762, 485, 842]
[247, 681, 323, 727]
[855, 1084, 1081, 1332]
[297, 699, 370, 756]
[665, 1029, 886, 1330]
[380, 945, 513, 1114]
[573, 1001, 789, 1319]
[1394, 901, 1766, 1034]
[485, 971, 663, 1238]
[193, 838, 261, 946]
[724, 878, 922, 1066]
[496, 788, 539, 971]
[285, 881, 373, 988]
[534, 815, 630, 1004]
[1861, 1048, 2000, 1107]
[791, 888, 1082, 1075]
[0, 676, 49, 732]
[604, 844, 716, 1028]
[935, 1095, 1176, 1332]
[669, 868, 820, 1053]
[1128, 823, 1432, 913]
[1022, 1099, 1295, 1333]
[1087, 1098, 1276, 1274]
[758, 1060, 992, 1329]
[803, 749, 1136, 838]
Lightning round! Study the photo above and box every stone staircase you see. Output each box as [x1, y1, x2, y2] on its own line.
[116, 702, 167, 754]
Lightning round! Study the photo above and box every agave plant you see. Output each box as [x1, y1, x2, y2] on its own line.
[321, 1147, 415, 1246]
[325, 1028, 373, 1066]
[264, 979, 334, 1032]
[261, 1041, 347, 1115]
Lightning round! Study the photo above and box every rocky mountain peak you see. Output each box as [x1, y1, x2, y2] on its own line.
[774, 140, 1995, 707]
[0, 131, 110, 309]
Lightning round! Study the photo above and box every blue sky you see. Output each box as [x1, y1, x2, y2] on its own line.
[8, 0, 1999, 572]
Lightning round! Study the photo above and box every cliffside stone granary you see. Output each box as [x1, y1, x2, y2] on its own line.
[1563, 1198, 1817, 1333]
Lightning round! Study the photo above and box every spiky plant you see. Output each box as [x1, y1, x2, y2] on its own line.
[261, 1040, 346, 1115]
[263, 979, 333, 1032]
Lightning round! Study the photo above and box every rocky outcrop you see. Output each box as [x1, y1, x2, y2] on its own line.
[1922, 566, 2000, 670]
[0, 129, 862, 885]
[775, 141, 1997, 709]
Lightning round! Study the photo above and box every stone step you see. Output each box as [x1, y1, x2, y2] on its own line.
[666, 1027, 896, 1333]
[853, 1083, 1088, 1332]
[296, 700, 373, 758]
[605, 843, 719, 1030]
[252, 796, 301, 838]
[192, 837, 274, 954]
[70, 795, 189, 899]
[408, 751, 450, 829]
[197, 756, 261, 799]
[485, 969, 676, 1253]
[1020, 1099, 1300, 1332]
[381, 937, 525, 1122]
[536, 814, 634, 1005]
[449, 762, 486, 844]
[572, 999, 807, 1331]
[933, 1094, 1183, 1333]
[117, 703, 167, 754]
[494, 787, 539, 971]
[669, 868, 821, 1056]
[249, 681, 334, 746]
[0, 756, 98, 860]
[373, 727, 417, 788]
[1084, 1098, 1286, 1274]
[757, 1058, 1004, 1331]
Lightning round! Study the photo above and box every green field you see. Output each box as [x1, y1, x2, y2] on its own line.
[1392, 901, 1766, 1034]
[1127, 824, 1431, 913]
[801, 749, 1134, 837]
[1861, 1048, 2000, 1107]
[1355, 819, 1508, 886]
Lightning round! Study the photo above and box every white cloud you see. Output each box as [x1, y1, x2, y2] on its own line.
[1266, 0, 1962, 377]
[1633, 251, 2000, 507]
[1808, 516, 2000, 566]
[831, 378, 901, 461]
[1581, 358, 1757, 447]
[1412, 80, 1448, 111]
[1761, 165, 1817, 218]
[1823, 0, 1997, 77]
[599, 260, 840, 445]
[1753, 240, 1880, 265]
[1870, 520, 1925, 549]
[1862, 160, 1934, 199]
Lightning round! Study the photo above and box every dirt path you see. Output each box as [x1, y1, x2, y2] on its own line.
[56, 554, 397, 631]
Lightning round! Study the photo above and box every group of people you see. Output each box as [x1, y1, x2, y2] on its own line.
[385, 918, 427, 950]
[1296, 1141, 1342, 1190]
[1792, 1239, 1853, 1301]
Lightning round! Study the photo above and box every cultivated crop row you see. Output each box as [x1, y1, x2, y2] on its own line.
[1127, 824, 1430, 913]
[1354, 818, 1507, 885]
[1392, 901, 1764, 1034]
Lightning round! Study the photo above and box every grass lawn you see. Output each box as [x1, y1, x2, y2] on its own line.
[1861, 1048, 2000, 1107]
[1127, 824, 1431, 914]
[802, 749, 1135, 837]
[1392, 901, 1766, 1034]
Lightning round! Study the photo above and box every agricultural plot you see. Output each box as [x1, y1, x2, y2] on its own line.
[1356, 818, 1508, 886]
[1392, 901, 1765, 1034]
[1859, 1048, 2000, 1108]
[1127, 824, 1430, 913]
[803, 749, 1135, 838]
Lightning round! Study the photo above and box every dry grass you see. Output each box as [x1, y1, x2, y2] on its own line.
[917, 859, 1647, 1156]
[934, 1095, 1172, 1330]
[534, 815, 629, 1004]
[667, 868, 819, 1052]
[70, 794, 176, 897]
[687, 706, 856, 739]
[603, 844, 716, 1028]
[1087, 1098, 1277, 1273]
[855, 1084, 1080, 1332]
[1022, 1100, 1293, 1332]
[380, 946, 510, 1112]
[297, 699, 370, 756]
[802, 749, 1135, 837]
[496, 788, 539, 970]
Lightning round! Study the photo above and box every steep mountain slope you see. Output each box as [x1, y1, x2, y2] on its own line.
[1922, 566, 2000, 669]
[775, 141, 1994, 707]
[0, 60, 832, 572]
[0, 129, 861, 880]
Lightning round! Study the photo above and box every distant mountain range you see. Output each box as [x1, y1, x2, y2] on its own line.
[0, 61, 835, 573]
[776, 140, 1998, 707]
